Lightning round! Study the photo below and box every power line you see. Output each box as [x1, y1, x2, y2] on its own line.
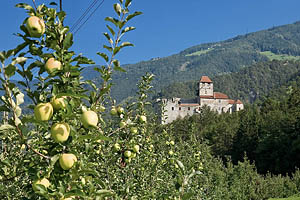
[70, 0, 98, 32]
[73, 0, 105, 35]
[70, 0, 101, 32]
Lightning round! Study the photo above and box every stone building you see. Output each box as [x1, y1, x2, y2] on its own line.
[161, 76, 244, 124]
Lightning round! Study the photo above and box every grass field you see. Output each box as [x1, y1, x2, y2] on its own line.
[185, 48, 213, 56]
[269, 194, 300, 200]
[260, 51, 300, 61]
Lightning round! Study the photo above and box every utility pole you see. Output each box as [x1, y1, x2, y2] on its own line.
[60, 0, 62, 11]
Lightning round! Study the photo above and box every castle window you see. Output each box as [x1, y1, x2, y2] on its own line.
[172, 107, 174, 111]
[179, 107, 181, 111]
[188, 107, 190, 111]
[219, 100, 221, 103]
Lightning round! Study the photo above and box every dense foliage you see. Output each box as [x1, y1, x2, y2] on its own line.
[1, 1, 300, 200]
[168, 83, 300, 175]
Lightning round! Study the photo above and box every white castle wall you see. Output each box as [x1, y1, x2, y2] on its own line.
[160, 77, 244, 124]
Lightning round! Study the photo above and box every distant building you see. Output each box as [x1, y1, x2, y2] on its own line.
[161, 76, 244, 124]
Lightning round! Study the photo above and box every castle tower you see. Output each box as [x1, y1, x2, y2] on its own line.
[199, 76, 213, 97]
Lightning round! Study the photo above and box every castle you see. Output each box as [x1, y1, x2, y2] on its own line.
[161, 76, 244, 124]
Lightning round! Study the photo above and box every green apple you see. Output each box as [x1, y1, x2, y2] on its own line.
[34, 103, 53, 121]
[26, 16, 45, 38]
[168, 150, 174, 156]
[119, 121, 126, 128]
[117, 106, 124, 114]
[139, 115, 147, 123]
[114, 143, 121, 151]
[62, 197, 75, 200]
[81, 110, 98, 128]
[32, 178, 50, 192]
[51, 96, 66, 110]
[124, 150, 132, 158]
[149, 144, 154, 151]
[59, 153, 77, 170]
[45, 58, 62, 74]
[51, 123, 70, 143]
[170, 140, 175, 145]
[130, 127, 138, 134]
[133, 145, 140, 153]
[110, 106, 117, 115]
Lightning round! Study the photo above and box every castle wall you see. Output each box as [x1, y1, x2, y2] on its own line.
[200, 98, 233, 114]
[236, 103, 244, 111]
[161, 98, 197, 124]
[199, 82, 213, 96]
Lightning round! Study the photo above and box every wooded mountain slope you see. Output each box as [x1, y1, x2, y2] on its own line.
[158, 60, 300, 103]
[82, 21, 300, 102]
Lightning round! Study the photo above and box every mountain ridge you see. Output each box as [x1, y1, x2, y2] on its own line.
[81, 20, 300, 102]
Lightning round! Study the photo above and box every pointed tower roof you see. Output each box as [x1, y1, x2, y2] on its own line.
[200, 76, 212, 83]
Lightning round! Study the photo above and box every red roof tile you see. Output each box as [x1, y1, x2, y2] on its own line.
[236, 99, 243, 104]
[214, 92, 228, 99]
[228, 99, 235, 104]
[200, 76, 212, 83]
[199, 95, 214, 99]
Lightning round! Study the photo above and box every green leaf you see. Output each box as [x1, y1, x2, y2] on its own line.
[126, 11, 142, 22]
[72, 55, 95, 64]
[120, 42, 134, 49]
[34, 184, 47, 195]
[65, 190, 85, 198]
[105, 17, 120, 27]
[95, 189, 114, 197]
[79, 170, 100, 176]
[113, 46, 121, 55]
[94, 134, 111, 141]
[78, 134, 111, 142]
[103, 32, 113, 44]
[0, 105, 10, 112]
[114, 65, 126, 72]
[182, 192, 194, 200]
[0, 124, 15, 132]
[97, 52, 109, 62]
[0, 51, 5, 63]
[15, 3, 35, 13]
[121, 26, 136, 34]
[57, 93, 90, 100]
[50, 155, 59, 167]
[58, 11, 66, 22]
[106, 25, 115, 36]
[103, 45, 113, 52]
[13, 41, 29, 56]
[5, 64, 16, 78]
[63, 32, 73, 49]
[176, 159, 185, 174]
[49, 2, 58, 6]
[12, 57, 27, 65]
[125, 0, 132, 7]
[114, 3, 122, 16]
[6, 50, 14, 58]
[112, 59, 120, 66]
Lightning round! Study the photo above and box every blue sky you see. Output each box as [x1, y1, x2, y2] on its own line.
[1, 0, 300, 66]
